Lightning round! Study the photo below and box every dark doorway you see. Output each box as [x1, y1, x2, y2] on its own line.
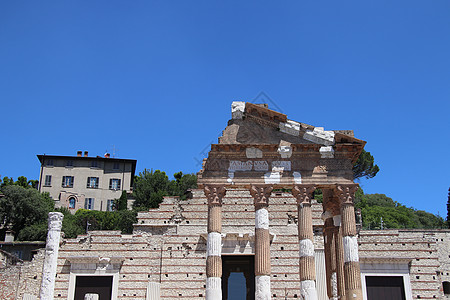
[222, 255, 255, 300]
[366, 276, 406, 300]
[74, 276, 113, 300]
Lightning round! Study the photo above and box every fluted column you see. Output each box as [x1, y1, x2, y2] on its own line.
[337, 184, 363, 300]
[250, 185, 273, 300]
[204, 185, 227, 300]
[292, 185, 318, 300]
[334, 217, 345, 299]
[40, 212, 64, 300]
[324, 217, 338, 300]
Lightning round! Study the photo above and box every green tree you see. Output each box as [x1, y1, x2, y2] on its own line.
[353, 149, 380, 180]
[170, 172, 197, 200]
[0, 176, 39, 189]
[132, 169, 171, 210]
[0, 185, 54, 241]
[113, 191, 128, 211]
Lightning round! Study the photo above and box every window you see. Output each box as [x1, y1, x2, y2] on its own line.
[91, 161, 98, 168]
[68, 197, 76, 209]
[86, 177, 99, 189]
[46, 159, 54, 166]
[66, 160, 74, 167]
[107, 199, 114, 211]
[62, 176, 74, 188]
[44, 175, 52, 186]
[113, 162, 120, 170]
[85, 198, 94, 210]
[109, 179, 121, 190]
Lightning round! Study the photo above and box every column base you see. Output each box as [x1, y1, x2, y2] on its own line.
[206, 277, 222, 300]
[345, 289, 363, 300]
[255, 275, 271, 300]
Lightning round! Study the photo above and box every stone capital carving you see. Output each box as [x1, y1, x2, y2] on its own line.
[292, 185, 316, 205]
[204, 185, 227, 206]
[48, 212, 64, 231]
[250, 185, 273, 208]
[336, 184, 359, 205]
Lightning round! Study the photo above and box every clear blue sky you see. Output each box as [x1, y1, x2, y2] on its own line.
[1, 1, 449, 216]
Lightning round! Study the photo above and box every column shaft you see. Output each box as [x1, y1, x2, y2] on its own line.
[324, 218, 338, 299]
[334, 223, 345, 299]
[337, 185, 363, 300]
[40, 212, 64, 300]
[250, 185, 272, 300]
[293, 185, 318, 300]
[204, 186, 226, 300]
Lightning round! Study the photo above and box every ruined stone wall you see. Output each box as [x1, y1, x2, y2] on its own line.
[0, 249, 45, 300]
[357, 229, 450, 300]
[3, 189, 449, 299]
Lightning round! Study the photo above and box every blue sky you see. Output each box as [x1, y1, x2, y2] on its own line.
[1, 1, 449, 216]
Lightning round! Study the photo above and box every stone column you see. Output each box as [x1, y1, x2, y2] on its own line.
[292, 185, 318, 300]
[204, 185, 226, 300]
[250, 185, 273, 300]
[40, 212, 64, 300]
[324, 218, 338, 300]
[334, 218, 345, 299]
[337, 185, 363, 300]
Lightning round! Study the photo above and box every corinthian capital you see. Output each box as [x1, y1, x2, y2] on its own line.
[292, 185, 316, 205]
[204, 185, 227, 206]
[250, 185, 273, 208]
[336, 184, 359, 205]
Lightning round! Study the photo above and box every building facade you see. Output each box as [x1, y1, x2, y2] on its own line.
[37, 152, 136, 212]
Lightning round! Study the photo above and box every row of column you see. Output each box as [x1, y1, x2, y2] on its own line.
[204, 184, 363, 300]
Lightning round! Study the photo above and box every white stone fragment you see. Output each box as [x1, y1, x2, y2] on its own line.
[300, 279, 318, 300]
[255, 208, 269, 229]
[206, 277, 222, 300]
[321, 210, 333, 221]
[207, 232, 222, 257]
[264, 171, 280, 184]
[246, 147, 263, 158]
[343, 236, 359, 262]
[299, 239, 315, 257]
[272, 161, 291, 171]
[293, 171, 302, 184]
[254, 161, 269, 171]
[39, 212, 64, 300]
[231, 101, 245, 119]
[229, 160, 253, 171]
[84, 294, 99, 300]
[279, 120, 300, 136]
[227, 171, 234, 183]
[331, 272, 338, 299]
[255, 275, 271, 300]
[319, 146, 334, 158]
[277, 145, 292, 158]
[303, 127, 335, 146]
[333, 215, 341, 227]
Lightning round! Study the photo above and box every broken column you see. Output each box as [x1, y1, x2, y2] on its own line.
[40, 212, 64, 300]
[337, 185, 363, 300]
[204, 185, 226, 300]
[250, 185, 273, 300]
[293, 185, 318, 300]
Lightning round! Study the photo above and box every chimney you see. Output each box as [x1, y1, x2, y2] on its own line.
[104, 153, 110, 158]
[84, 151, 88, 157]
[77, 151, 82, 157]
[4, 229, 14, 243]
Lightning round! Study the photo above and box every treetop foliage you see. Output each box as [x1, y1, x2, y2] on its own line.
[355, 189, 445, 230]
[0, 185, 54, 241]
[353, 149, 380, 180]
[132, 169, 197, 211]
